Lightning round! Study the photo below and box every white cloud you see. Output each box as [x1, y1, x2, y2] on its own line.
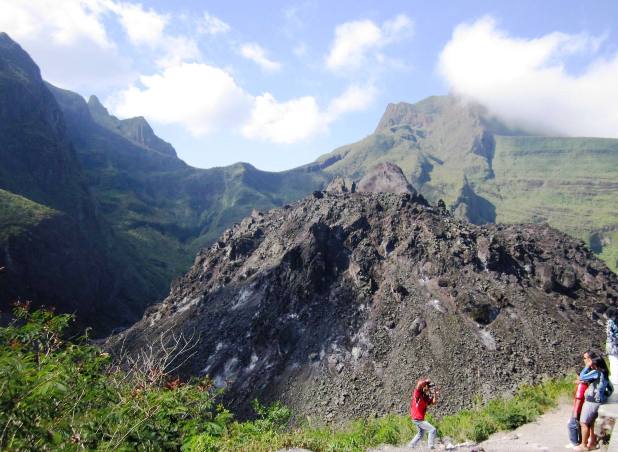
[0, 0, 204, 90]
[109, 63, 252, 136]
[325, 83, 378, 120]
[326, 20, 381, 72]
[0, 0, 377, 144]
[105, 1, 200, 68]
[240, 43, 282, 72]
[242, 94, 322, 143]
[0, 0, 138, 91]
[107, 1, 167, 47]
[154, 35, 201, 68]
[110, 60, 375, 143]
[438, 16, 618, 138]
[383, 14, 414, 38]
[325, 14, 413, 73]
[199, 12, 230, 35]
[242, 83, 377, 144]
[0, 0, 112, 48]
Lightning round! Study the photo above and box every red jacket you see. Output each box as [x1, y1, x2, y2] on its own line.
[410, 387, 432, 421]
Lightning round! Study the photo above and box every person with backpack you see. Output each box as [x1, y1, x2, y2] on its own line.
[575, 356, 613, 451]
[567, 351, 600, 448]
[408, 378, 439, 449]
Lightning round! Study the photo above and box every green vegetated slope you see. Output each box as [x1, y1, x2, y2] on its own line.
[316, 96, 499, 204]
[0, 33, 148, 332]
[482, 136, 618, 271]
[1, 29, 325, 332]
[50, 84, 328, 302]
[0, 189, 58, 245]
[314, 96, 618, 272]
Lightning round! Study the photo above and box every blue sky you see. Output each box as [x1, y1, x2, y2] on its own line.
[1, 0, 618, 171]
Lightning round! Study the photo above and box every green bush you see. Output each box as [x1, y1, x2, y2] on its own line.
[0, 304, 228, 450]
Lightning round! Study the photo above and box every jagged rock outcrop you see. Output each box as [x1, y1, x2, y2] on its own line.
[325, 176, 355, 194]
[356, 162, 416, 194]
[114, 166, 618, 423]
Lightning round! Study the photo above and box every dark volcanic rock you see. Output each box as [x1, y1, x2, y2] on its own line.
[113, 182, 618, 423]
[356, 162, 417, 194]
[325, 176, 356, 194]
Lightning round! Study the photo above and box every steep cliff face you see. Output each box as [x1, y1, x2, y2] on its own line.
[0, 33, 326, 330]
[115, 166, 618, 422]
[0, 34, 150, 333]
[0, 33, 95, 223]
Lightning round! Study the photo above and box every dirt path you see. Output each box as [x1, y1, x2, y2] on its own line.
[367, 401, 610, 452]
[479, 401, 609, 451]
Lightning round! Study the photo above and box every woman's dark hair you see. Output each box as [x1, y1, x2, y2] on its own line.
[592, 356, 609, 376]
[584, 350, 599, 359]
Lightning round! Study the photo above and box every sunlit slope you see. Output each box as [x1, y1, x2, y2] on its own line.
[481, 136, 618, 270]
[0, 189, 58, 245]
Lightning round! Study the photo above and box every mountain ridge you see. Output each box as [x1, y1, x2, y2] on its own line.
[314, 96, 618, 271]
[0, 33, 154, 332]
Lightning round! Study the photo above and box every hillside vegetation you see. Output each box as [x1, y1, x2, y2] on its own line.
[0, 189, 58, 245]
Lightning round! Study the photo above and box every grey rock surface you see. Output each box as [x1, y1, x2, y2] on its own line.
[356, 162, 417, 194]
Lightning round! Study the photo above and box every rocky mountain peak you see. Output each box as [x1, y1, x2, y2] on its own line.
[0, 32, 41, 82]
[87, 95, 110, 117]
[113, 184, 618, 423]
[325, 176, 356, 194]
[86, 95, 177, 157]
[356, 162, 417, 194]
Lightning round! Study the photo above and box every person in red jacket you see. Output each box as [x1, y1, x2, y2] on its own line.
[408, 378, 439, 449]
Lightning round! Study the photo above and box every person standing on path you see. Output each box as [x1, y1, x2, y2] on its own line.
[567, 351, 599, 448]
[576, 356, 611, 451]
[408, 378, 439, 449]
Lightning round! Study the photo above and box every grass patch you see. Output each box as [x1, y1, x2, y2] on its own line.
[437, 378, 572, 442]
[0, 188, 58, 245]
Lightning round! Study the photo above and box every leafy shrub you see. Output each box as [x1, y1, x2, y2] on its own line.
[0, 304, 228, 450]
